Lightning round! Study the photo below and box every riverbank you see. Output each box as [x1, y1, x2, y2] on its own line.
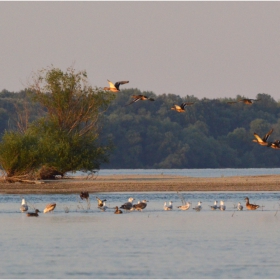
[0, 174, 280, 194]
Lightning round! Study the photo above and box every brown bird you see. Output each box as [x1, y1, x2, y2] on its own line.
[244, 197, 260, 210]
[126, 95, 155, 106]
[104, 80, 129, 92]
[114, 206, 123, 214]
[228, 98, 261, 105]
[43, 203, 56, 213]
[252, 129, 273, 146]
[270, 140, 280, 150]
[171, 102, 194, 112]
[80, 191, 89, 200]
[133, 200, 148, 211]
[27, 209, 40, 217]
[96, 196, 107, 208]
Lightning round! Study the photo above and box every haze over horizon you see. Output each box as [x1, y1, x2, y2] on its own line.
[1, 2, 280, 101]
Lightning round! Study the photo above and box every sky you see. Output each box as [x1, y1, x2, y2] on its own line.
[1, 1, 280, 101]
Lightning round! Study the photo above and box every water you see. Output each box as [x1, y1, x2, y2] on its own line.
[72, 168, 280, 177]
[1, 192, 280, 278]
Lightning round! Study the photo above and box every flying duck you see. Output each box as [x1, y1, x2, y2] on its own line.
[126, 95, 155, 106]
[27, 209, 40, 217]
[43, 203, 56, 213]
[20, 198, 28, 212]
[171, 102, 194, 112]
[253, 129, 273, 146]
[96, 196, 107, 208]
[104, 80, 129, 92]
[120, 197, 135, 210]
[193, 201, 202, 211]
[244, 197, 260, 210]
[227, 98, 261, 105]
[133, 200, 148, 211]
[114, 206, 123, 214]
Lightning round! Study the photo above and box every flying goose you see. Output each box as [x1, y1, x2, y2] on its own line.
[104, 80, 129, 92]
[244, 197, 260, 210]
[171, 102, 194, 112]
[126, 95, 155, 106]
[43, 203, 56, 213]
[27, 209, 40, 217]
[96, 196, 107, 208]
[253, 129, 273, 146]
[114, 206, 123, 214]
[20, 198, 28, 212]
[120, 197, 135, 210]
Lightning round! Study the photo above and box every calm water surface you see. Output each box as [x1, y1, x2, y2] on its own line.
[1, 191, 280, 278]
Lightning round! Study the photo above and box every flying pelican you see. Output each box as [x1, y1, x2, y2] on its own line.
[43, 203, 56, 213]
[209, 201, 218, 210]
[126, 95, 155, 106]
[193, 201, 202, 211]
[171, 102, 194, 112]
[114, 206, 123, 214]
[96, 197, 107, 208]
[27, 209, 40, 217]
[120, 197, 135, 211]
[237, 202, 243, 211]
[20, 198, 28, 212]
[104, 80, 129, 92]
[252, 129, 273, 146]
[133, 200, 148, 211]
[227, 98, 261, 105]
[244, 197, 260, 210]
[219, 201, 226, 211]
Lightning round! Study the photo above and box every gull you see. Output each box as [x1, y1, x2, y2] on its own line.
[96, 196, 107, 208]
[177, 202, 191, 210]
[43, 203, 56, 213]
[20, 198, 28, 212]
[253, 129, 273, 146]
[193, 201, 202, 211]
[27, 209, 40, 217]
[171, 102, 194, 112]
[133, 200, 148, 211]
[99, 201, 108, 212]
[114, 206, 123, 214]
[120, 197, 135, 211]
[104, 80, 129, 92]
[227, 98, 261, 105]
[219, 201, 226, 211]
[245, 197, 260, 210]
[209, 201, 218, 210]
[126, 95, 155, 106]
[163, 201, 173, 211]
[237, 202, 243, 211]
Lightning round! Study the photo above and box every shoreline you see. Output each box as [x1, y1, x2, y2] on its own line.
[0, 174, 280, 194]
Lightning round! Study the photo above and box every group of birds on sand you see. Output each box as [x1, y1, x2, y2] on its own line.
[20, 198, 56, 217]
[104, 80, 280, 148]
[20, 193, 260, 216]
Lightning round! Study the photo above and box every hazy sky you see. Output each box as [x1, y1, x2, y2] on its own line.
[1, 2, 280, 100]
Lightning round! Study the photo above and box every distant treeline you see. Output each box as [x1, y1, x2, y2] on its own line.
[1, 89, 280, 168]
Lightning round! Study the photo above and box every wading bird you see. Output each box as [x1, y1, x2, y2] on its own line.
[209, 201, 218, 210]
[219, 201, 226, 211]
[252, 129, 273, 146]
[43, 203, 56, 213]
[244, 197, 260, 210]
[104, 80, 129, 92]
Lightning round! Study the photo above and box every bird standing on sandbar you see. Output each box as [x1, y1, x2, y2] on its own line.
[133, 200, 148, 211]
[193, 201, 202, 211]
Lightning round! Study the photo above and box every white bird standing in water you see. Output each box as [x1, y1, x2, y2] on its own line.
[20, 198, 28, 212]
[219, 201, 226, 211]
[193, 201, 202, 211]
[237, 202, 243, 211]
[209, 201, 218, 210]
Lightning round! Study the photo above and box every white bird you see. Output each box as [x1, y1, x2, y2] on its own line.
[163, 201, 173, 211]
[20, 198, 28, 212]
[193, 201, 202, 211]
[209, 201, 218, 210]
[237, 202, 243, 211]
[177, 202, 191, 210]
[219, 201, 226, 211]
[120, 197, 135, 210]
[99, 201, 108, 212]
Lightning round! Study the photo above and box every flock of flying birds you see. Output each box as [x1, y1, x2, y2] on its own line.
[104, 80, 280, 149]
[20, 191, 260, 216]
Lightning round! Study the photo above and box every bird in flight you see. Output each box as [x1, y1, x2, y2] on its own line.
[126, 95, 155, 106]
[171, 102, 194, 112]
[252, 129, 273, 146]
[227, 98, 261, 105]
[104, 80, 129, 92]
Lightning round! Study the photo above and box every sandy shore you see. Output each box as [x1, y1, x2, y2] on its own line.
[0, 174, 280, 194]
